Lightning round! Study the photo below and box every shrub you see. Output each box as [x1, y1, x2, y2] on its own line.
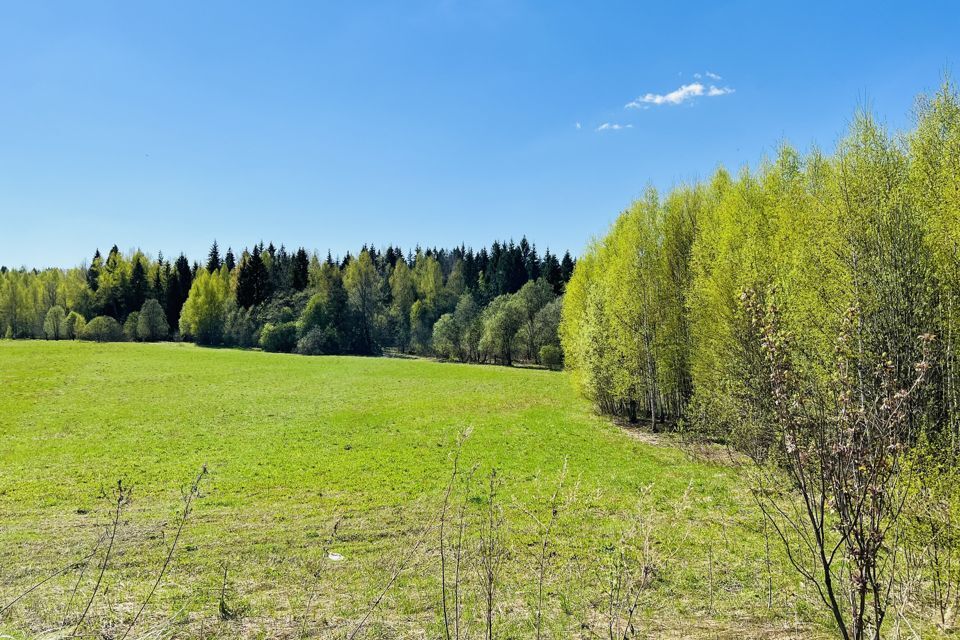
[43, 305, 67, 340]
[137, 299, 169, 341]
[260, 321, 298, 353]
[123, 311, 140, 341]
[539, 344, 563, 370]
[431, 314, 458, 360]
[65, 311, 86, 340]
[224, 307, 258, 347]
[296, 325, 339, 355]
[82, 316, 123, 342]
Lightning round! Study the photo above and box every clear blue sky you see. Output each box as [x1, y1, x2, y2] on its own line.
[2, 1, 959, 268]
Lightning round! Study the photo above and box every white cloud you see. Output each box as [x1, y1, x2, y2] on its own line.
[705, 71, 722, 80]
[575, 122, 581, 129]
[596, 122, 633, 132]
[707, 85, 734, 97]
[626, 83, 704, 107]
[625, 81, 734, 108]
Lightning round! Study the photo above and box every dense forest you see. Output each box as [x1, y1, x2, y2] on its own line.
[561, 80, 960, 637]
[0, 239, 574, 365]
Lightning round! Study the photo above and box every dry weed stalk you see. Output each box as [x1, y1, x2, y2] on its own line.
[73, 479, 132, 636]
[120, 465, 207, 639]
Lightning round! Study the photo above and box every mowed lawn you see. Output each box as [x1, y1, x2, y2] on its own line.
[0, 342, 822, 638]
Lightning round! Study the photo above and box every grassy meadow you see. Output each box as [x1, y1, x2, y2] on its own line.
[1, 341, 824, 638]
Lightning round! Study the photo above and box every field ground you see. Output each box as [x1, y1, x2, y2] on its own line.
[1, 342, 830, 638]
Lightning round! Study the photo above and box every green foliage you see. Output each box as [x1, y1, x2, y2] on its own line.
[81, 315, 123, 342]
[453, 293, 483, 361]
[343, 250, 383, 354]
[563, 79, 960, 447]
[431, 313, 458, 359]
[123, 310, 141, 341]
[539, 344, 562, 370]
[137, 299, 169, 341]
[259, 321, 298, 353]
[43, 305, 66, 340]
[179, 267, 232, 345]
[64, 311, 85, 340]
[479, 293, 524, 365]
[298, 262, 351, 354]
[1, 237, 571, 365]
[389, 258, 417, 351]
[296, 325, 340, 355]
[513, 279, 558, 363]
[224, 306, 258, 347]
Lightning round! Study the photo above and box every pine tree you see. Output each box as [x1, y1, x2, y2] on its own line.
[224, 247, 236, 271]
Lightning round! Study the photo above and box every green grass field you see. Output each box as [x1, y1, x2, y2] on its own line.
[0, 341, 823, 638]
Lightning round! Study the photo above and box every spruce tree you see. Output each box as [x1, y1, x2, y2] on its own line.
[164, 254, 193, 328]
[224, 247, 236, 271]
[235, 250, 256, 308]
[525, 243, 541, 281]
[292, 248, 309, 291]
[543, 249, 562, 294]
[236, 245, 270, 307]
[560, 251, 575, 283]
[151, 259, 165, 303]
[206, 240, 222, 272]
[129, 258, 148, 313]
[87, 249, 102, 292]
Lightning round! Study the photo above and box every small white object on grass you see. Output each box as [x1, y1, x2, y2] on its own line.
[328, 551, 344, 561]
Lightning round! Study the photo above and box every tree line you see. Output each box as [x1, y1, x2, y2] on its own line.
[561, 79, 960, 637]
[0, 239, 574, 366]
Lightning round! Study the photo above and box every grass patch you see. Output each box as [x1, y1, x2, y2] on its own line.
[0, 341, 824, 638]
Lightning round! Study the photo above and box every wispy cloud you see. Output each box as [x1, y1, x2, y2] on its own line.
[575, 121, 581, 129]
[625, 80, 734, 108]
[705, 71, 722, 80]
[707, 85, 733, 97]
[596, 122, 633, 132]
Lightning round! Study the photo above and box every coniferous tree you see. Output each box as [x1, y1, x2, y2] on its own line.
[87, 249, 102, 292]
[224, 247, 236, 272]
[236, 246, 270, 308]
[206, 240, 222, 272]
[525, 242, 541, 281]
[128, 257, 148, 313]
[503, 241, 527, 294]
[163, 254, 193, 330]
[152, 254, 165, 304]
[271, 244, 290, 291]
[291, 248, 309, 291]
[543, 249, 562, 294]
[560, 251, 575, 283]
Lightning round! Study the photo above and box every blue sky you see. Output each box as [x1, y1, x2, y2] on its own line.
[1, 1, 959, 268]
